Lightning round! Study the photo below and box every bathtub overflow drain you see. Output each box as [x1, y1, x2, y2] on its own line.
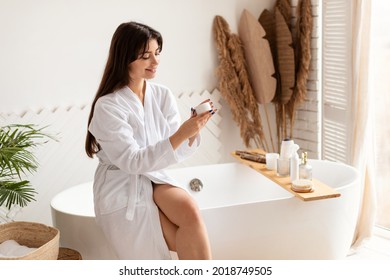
[189, 178, 203, 192]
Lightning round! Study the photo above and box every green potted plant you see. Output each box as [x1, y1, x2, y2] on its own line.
[0, 124, 56, 221]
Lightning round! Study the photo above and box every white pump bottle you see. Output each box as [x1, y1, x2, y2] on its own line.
[290, 144, 300, 183]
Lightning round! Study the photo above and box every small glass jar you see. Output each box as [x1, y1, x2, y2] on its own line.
[299, 152, 312, 180]
[266, 153, 279, 171]
[277, 158, 290, 177]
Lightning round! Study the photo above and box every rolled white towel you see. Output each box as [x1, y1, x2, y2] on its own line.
[0, 240, 20, 255]
[0, 239, 37, 258]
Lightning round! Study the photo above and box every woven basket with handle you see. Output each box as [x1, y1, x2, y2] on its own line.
[0, 221, 60, 260]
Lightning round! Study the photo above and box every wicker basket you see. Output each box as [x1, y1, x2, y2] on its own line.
[57, 247, 82, 260]
[0, 221, 60, 260]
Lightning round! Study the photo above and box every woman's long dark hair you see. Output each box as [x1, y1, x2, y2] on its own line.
[85, 22, 163, 158]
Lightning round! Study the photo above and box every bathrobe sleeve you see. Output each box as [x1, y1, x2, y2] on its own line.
[160, 88, 200, 162]
[89, 96, 179, 174]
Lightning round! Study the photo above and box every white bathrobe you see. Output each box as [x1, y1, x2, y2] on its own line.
[88, 82, 200, 259]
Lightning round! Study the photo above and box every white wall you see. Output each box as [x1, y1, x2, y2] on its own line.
[0, 0, 274, 114]
[0, 0, 277, 225]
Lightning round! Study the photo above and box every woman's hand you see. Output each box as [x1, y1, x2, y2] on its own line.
[169, 100, 217, 149]
[188, 99, 217, 146]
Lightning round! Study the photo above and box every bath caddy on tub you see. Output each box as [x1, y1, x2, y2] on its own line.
[231, 149, 341, 201]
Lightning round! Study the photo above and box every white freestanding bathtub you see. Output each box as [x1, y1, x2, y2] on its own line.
[51, 160, 360, 260]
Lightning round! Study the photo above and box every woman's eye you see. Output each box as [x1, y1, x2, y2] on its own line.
[140, 51, 160, 60]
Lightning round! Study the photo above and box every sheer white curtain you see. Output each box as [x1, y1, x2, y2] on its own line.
[372, 2, 390, 231]
[349, 0, 377, 250]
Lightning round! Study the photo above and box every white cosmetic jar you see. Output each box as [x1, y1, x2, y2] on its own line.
[194, 102, 212, 114]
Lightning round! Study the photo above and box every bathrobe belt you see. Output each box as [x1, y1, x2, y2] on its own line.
[98, 156, 139, 221]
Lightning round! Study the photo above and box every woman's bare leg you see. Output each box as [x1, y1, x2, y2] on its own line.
[153, 183, 212, 260]
[157, 208, 178, 252]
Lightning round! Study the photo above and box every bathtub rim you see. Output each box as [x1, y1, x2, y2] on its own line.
[51, 182, 96, 218]
[50, 160, 359, 218]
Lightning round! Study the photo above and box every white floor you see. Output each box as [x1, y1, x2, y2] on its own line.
[346, 227, 390, 260]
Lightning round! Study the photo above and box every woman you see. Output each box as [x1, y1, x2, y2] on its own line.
[85, 21, 214, 260]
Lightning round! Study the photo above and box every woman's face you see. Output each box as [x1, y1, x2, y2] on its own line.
[129, 39, 160, 82]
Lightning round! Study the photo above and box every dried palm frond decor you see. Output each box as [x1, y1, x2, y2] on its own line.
[274, 7, 296, 140]
[238, 10, 276, 105]
[259, 9, 282, 147]
[258, 0, 313, 143]
[213, 15, 267, 149]
[238, 9, 277, 152]
[212, 0, 313, 151]
[276, 0, 293, 28]
[228, 33, 270, 150]
[294, 0, 313, 104]
[285, 0, 313, 138]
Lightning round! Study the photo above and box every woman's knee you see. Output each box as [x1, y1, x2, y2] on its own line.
[179, 196, 203, 225]
[153, 183, 202, 226]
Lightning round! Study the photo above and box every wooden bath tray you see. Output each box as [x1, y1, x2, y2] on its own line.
[231, 149, 341, 201]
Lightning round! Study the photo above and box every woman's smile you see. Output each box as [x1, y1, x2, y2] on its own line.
[146, 67, 157, 73]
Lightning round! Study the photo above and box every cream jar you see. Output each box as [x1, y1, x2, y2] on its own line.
[194, 102, 212, 114]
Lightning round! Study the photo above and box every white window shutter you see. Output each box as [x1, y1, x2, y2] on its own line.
[322, 0, 352, 164]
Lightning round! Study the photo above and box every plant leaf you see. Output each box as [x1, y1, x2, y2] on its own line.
[276, 0, 292, 30]
[0, 180, 37, 209]
[238, 9, 276, 104]
[275, 7, 295, 104]
[294, 0, 313, 104]
[213, 15, 267, 149]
